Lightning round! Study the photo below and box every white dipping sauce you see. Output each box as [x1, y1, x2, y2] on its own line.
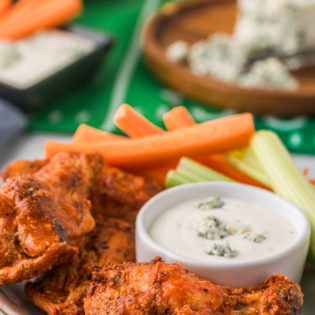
[0, 30, 95, 89]
[149, 196, 296, 262]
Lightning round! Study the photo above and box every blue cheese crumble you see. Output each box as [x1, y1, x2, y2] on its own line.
[165, 0, 315, 90]
[234, 0, 315, 53]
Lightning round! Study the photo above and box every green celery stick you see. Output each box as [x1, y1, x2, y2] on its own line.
[251, 130, 315, 262]
[225, 154, 271, 188]
[165, 170, 191, 187]
[177, 157, 235, 182]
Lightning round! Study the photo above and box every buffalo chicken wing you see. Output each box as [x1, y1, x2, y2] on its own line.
[25, 217, 135, 315]
[84, 258, 303, 315]
[0, 152, 103, 284]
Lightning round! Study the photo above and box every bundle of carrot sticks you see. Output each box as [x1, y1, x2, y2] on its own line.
[0, 0, 82, 40]
[44, 104, 270, 188]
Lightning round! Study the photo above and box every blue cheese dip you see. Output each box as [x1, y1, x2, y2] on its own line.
[0, 30, 95, 89]
[149, 196, 296, 262]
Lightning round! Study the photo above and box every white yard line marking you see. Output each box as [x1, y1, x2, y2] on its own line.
[101, 0, 161, 130]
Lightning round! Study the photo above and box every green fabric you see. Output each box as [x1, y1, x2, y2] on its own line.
[28, 0, 315, 155]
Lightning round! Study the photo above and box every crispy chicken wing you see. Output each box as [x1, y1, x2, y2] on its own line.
[0, 152, 103, 284]
[23, 161, 160, 314]
[84, 258, 303, 315]
[91, 164, 162, 223]
[25, 217, 135, 315]
[1, 159, 162, 225]
[1, 159, 48, 183]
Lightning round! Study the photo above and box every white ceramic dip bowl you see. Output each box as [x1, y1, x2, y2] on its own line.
[136, 182, 310, 287]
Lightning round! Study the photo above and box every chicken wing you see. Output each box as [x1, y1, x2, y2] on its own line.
[24, 166, 160, 314]
[1, 159, 162, 225]
[1, 159, 48, 182]
[0, 152, 103, 284]
[25, 217, 135, 315]
[91, 164, 162, 223]
[84, 258, 303, 315]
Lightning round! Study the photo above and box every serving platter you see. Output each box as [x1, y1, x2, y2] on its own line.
[142, 0, 315, 116]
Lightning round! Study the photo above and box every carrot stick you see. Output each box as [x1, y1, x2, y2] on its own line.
[114, 103, 163, 138]
[136, 161, 179, 186]
[0, 0, 82, 40]
[0, 0, 38, 31]
[73, 108, 261, 187]
[73, 123, 171, 185]
[73, 124, 173, 185]
[45, 113, 255, 168]
[163, 107, 269, 189]
[73, 124, 127, 143]
[0, 0, 11, 16]
[73, 107, 259, 186]
[163, 106, 195, 130]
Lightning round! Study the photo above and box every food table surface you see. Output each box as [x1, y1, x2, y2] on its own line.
[0, 132, 314, 315]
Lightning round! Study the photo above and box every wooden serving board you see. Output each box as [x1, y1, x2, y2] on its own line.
[142, 0, 315, 116]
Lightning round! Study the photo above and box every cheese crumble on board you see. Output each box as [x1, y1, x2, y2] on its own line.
[166, 0, 315, 90]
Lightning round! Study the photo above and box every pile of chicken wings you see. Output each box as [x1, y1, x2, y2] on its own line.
[0, 152, 303, 314]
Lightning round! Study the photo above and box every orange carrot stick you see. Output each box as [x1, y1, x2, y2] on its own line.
[73, 108, 261, 187]
[0, 0, 11, 16]
[163, 106, 195, 130]
[136, 161, 179, 186]
[163, 107, 270, 189]
[114, 103, 163, 138]
[0, 0, 38, 30]
[73, 107, 259, 186]
[45, 113, 255, 167]
[73, 124, 127, 143]
[73, 123, 171, 185]
[0, 0, 82, 40]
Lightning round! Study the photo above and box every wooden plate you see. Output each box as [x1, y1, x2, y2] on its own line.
[142, 0, 315, 116]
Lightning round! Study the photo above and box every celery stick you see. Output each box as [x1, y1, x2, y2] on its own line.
[165, 170, 191, 187]
[251, 130, 315, 261]
[225, 154, 271, 188]
[176, 169, 201, 183]
[243, 148, 263, 169]
[177, 157, 235, 182]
